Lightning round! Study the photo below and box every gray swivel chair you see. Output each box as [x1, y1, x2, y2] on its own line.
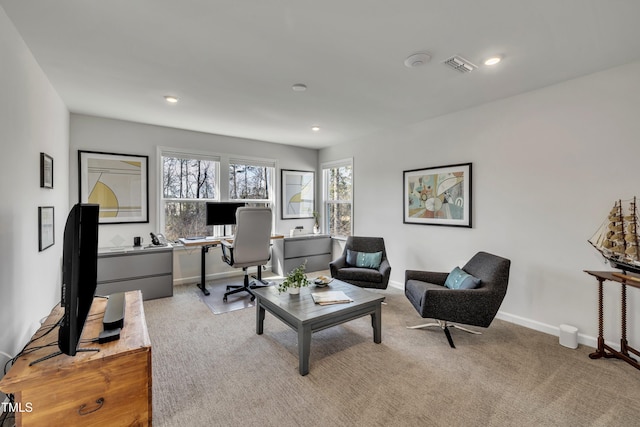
[220, 207, 273, 302]
[405, 251, 511, 348]
[329, 236, 391, 289]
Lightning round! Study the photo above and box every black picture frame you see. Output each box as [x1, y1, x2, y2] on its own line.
[403, 162, 472, 227]
[39, 206, 55, 251]
[40, 152, 53, 189]
[78, 150, 149, 224]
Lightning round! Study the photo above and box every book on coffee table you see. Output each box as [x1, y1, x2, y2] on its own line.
[311, 291, 353, 305]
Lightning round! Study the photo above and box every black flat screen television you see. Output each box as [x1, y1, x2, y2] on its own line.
[58, 203, 99, 356]
[206, 202, 245, 226]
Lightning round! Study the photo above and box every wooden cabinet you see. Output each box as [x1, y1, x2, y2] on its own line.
[272, 234, 332, 275]
[0, 291, 152, 426]
[98, 246, 173, 300]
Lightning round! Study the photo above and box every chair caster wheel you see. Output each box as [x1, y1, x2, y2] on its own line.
[223, 296, 227, 302]
[250, 296, 255, 302]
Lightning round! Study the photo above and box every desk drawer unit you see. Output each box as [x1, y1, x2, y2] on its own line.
[273, 235, 331, 275]
[97, 247, 173, 300]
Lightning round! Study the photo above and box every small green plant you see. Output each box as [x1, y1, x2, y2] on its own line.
[278, 261, 311, 293]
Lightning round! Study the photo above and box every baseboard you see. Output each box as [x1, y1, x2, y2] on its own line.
[495, 311, 606, 350]
[389, 280, 403, 290]
[173, 269, 248, 286]
[172, 264, 281, 287]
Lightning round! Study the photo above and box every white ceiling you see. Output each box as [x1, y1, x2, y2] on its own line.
[3, 0, 640, 149]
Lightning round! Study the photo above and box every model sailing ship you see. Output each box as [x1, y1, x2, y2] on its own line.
[589, 197, 640, 275]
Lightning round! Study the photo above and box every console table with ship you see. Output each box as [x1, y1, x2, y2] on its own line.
[0, 291, 152, 426]
[584, 270, 640, 371]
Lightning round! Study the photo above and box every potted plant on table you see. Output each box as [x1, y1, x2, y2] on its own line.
[278, 261, 311, 294]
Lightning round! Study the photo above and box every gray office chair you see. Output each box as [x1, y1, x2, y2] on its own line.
[220, 207, 273, 302]
[405, 251, 511, 348]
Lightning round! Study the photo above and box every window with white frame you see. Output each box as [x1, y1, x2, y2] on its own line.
[160, 150, 220, 240]
[160, 149, 275, 240]
[322, 159, 353, 238]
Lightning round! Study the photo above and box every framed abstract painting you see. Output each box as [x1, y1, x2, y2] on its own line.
[78, 150, 149, 224]
[403, 163, 472, 227]
[281, 169, 314, 219]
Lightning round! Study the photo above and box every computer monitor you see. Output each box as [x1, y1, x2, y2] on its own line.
[206, 202, 245, 226]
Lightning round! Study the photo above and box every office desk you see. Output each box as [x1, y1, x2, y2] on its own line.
[180, 235, 284, 295]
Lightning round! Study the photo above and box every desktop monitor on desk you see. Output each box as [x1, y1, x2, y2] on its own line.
[206, 202, 245, 233]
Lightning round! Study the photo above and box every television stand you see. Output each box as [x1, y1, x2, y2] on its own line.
[0, 291, 152, 426]
[28, 347, 100, 367]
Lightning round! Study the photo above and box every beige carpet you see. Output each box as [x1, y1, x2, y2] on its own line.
[144, 283, 640, 427]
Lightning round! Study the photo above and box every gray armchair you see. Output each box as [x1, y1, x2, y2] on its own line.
[329, 236, 391, 289]
[405, 251, 510, 348]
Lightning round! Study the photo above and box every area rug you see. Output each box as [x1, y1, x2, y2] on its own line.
[195, 275, 279, 314]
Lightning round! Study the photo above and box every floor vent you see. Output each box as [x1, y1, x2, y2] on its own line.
[443, 55, 477, 73]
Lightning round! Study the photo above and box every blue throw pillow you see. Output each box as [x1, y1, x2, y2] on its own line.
[346, 249, 383, 269]
[444, 267, 481, 290]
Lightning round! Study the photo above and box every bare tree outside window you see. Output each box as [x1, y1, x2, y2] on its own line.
[229, 163, 272, 200]
[162, 156, 218, 240]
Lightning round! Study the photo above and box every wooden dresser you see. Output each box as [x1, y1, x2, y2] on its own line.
[0, 291, 152, 426]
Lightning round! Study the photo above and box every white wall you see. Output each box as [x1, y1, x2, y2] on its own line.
[320, 61, 640, 348]
[0, 8, 70, 359]
[69, 114, 319, 283]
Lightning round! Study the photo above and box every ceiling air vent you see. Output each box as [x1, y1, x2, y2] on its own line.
[443, 55, 477, 73]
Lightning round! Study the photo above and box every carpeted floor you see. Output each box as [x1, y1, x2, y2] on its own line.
[197, 274, 278, 315]
[144, 282, 640, 427]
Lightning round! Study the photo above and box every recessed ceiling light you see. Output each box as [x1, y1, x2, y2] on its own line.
[311, 126, 320, 132]
[164, 95, 179, 103]
[484, 56, 502, 66]
[292, 84, 307, 92]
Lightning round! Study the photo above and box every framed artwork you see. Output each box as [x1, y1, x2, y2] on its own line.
[79, 150, 149, 224]
[40, 152, 53, 189]
[38, 206, 55, 251]
[403, 162, 472, 227]
[281, 169, 315, 219]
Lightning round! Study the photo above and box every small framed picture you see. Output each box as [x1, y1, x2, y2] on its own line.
[40, 153, 53, 189]
[39, 206, 55, 251]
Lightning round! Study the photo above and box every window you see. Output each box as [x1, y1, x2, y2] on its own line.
[160, 151, 220, 240]
[159, 149, 275, 240]
[322, 159, 353, 238]
[229, 159, 274, 202]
